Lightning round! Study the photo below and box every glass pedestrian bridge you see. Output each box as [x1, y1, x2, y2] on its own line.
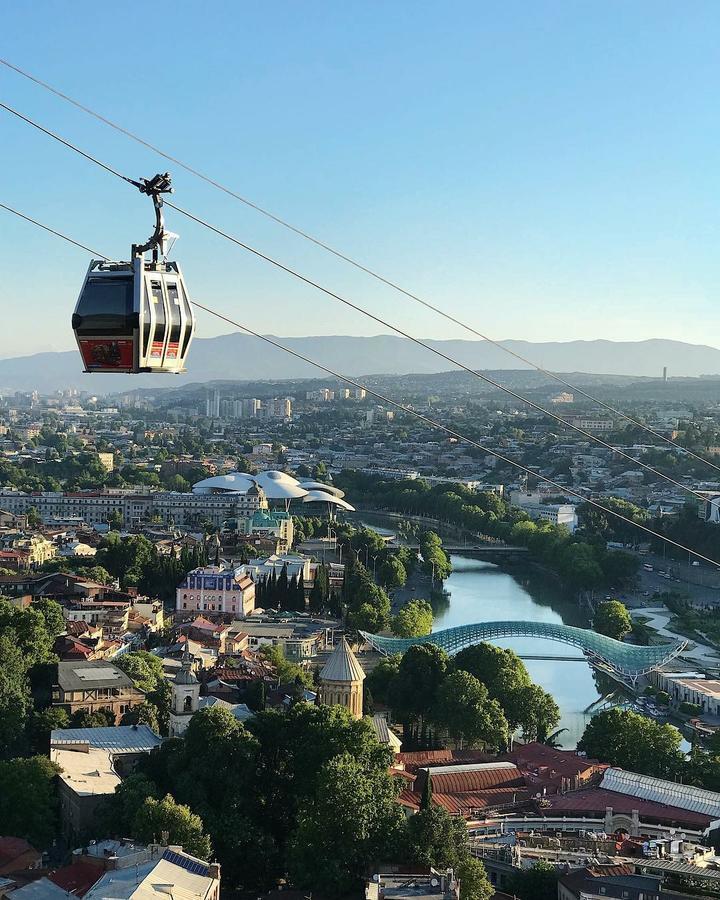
[360, 621, 686, 683]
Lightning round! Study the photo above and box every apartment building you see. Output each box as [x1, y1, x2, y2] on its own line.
[0, 488, 266, 528]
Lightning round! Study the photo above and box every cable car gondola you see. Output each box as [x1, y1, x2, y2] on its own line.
[71, 173, 195, 374]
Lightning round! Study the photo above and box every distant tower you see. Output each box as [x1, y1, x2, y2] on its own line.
[169, 644, 200, 738]
[317, 637, 365, 719]
[663, 366, 668, 383]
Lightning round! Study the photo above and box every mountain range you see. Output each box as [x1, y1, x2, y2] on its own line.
[2, 335, 720, 393]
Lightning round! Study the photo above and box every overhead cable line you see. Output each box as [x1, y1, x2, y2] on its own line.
[1, 198, 718, 569]
[0, 202, 107, 257]
[2, 56, 716, 474]
[0, 98, 711, 506]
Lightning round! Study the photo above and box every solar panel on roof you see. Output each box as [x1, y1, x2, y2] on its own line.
[162, 849, 210, 876]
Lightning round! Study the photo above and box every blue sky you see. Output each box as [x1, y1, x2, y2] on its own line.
[1, 1, 719, 356]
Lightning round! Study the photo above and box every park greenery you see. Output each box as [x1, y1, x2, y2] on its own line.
[593, 600, 632, 641]
[0, 440, 210, 495]
[335, 471, 641, 592]
[392, 598, 433, 637]
[97, 704, 493, 898]
[367, 641, 560, 748]
[36, 533, 208, 600]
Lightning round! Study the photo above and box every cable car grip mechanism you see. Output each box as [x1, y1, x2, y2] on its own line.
[129, 172, 174, 262]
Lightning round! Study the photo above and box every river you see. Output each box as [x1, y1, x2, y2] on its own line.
[354, 514, 610, 747]
[437, 555, 606, 747]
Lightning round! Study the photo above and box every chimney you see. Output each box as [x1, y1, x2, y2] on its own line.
[208, 863, 221, 881]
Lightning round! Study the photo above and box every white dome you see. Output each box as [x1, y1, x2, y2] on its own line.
[192, 472, 256, 494]
[253, 470, 308, 499]
[302, 490, 355, 511]
[298, 480, 346, 498]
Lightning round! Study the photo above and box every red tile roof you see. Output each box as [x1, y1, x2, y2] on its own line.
[397, 749, 493, 772]
[422, 766, 524, 794]
[545, 787, 713, 828]
[0, 837, 38, 869]
[433, 788, 532, 816]
[510, 742, 603, 775]
[49, 862, 102, 897]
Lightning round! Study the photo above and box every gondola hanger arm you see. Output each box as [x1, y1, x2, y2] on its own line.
[130, 172, 174, 262]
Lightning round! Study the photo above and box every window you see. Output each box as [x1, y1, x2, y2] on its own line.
[184, 695, 193, 712]
[75, 276, 134, 335]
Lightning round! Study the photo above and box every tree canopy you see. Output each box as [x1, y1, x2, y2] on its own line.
[578, 708, 684, 778]
[392, 599, 433, 637]
[593, 600, 632, 641]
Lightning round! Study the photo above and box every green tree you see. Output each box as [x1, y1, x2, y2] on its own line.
[99, 773, 160, 836]
[0, 600, 56, 666]
[120, 702, 160, 733]
[69, 708, 116, 728]
[133, 794, 212, 860]
[390, 644, 448, 748]
[289, 752, 405, 895]
[378, 556, 407, 590]
[31, 599, 65, 639]
[0, 635, 32, 758]
[404, 805, 468, 869]
[106, 509, 124, 530]
[456, 857, 493, 900]
[28, 707, 69, 755]
[453, 643, 531, 730]
[512, 683, 561, 743]
[420, 772, 433, 810]
[578, 709, 684, 778]
[432, 670, 508, 750]
[26, 506, 42, 528]
[114, 651, 165, 693]
[508, 859, 559, 900]
[0, 756, 60, 848]
[365, 654, 402, 707]
[593, 600, 632, 641]
[392, 599, 433, 637]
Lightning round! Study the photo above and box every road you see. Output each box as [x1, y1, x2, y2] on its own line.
[620, 552, 720, 608]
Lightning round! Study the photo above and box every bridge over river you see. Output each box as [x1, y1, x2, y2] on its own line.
[361, 620, 686, 684]
[391, 541, 528, 556]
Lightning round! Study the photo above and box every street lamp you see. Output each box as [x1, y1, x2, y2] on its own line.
[329, 528, 342, 565]
[370, 554, 378, 579]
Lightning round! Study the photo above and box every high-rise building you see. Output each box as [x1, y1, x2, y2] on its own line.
[205, 389, 221, 418]
[262, 398, 292, 419]
[243, 398, 262, 418]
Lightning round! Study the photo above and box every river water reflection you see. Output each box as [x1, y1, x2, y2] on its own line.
[354, 514, 610, 747]
[436, 556, 605, 747]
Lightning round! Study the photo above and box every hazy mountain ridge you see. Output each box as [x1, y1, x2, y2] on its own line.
[1, 335, 718, 393]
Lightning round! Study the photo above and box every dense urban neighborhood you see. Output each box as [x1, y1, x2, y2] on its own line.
[0, 372, 719, 900]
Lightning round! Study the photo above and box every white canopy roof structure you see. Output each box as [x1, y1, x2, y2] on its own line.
[302, 489, 355, 511]
[298, 480, 346, 498]
[192, 472, 256, 494]
[191, 470, 355, 510]
[252, 470, 309, 499]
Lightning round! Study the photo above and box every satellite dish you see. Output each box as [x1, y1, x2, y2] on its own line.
[430, 879, 439, 888]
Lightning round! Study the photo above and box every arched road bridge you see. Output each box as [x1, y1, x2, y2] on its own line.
[360, 621, 687, 685]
